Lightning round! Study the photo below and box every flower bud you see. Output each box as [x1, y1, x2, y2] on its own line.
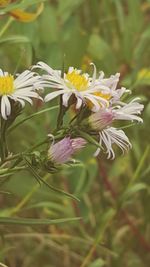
[48, 137, 86, 164]
[88, 109, 114, 131]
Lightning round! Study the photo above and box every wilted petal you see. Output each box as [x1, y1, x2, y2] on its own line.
[9, 3, 44, 22]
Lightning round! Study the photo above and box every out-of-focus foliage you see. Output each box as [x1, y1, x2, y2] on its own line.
[0, 0, 150, 266]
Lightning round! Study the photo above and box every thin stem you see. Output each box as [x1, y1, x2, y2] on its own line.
[57, 98, 68, 130]
[0, 17, 14, 38]
[98, 160, 150, 253]
[1, 153, 20, 164]
[0, 166, 25, 176]
[9, 174, 50, 215]
[57, 60, 67, 130]
[129, 145, 150, 185]
[0, 118, 8, 163]
[8, 105, 59, 134]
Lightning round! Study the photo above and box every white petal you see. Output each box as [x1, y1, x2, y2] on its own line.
[90, 63, 97, 85]
[15, 96, 33, 105]
[3, 95, 11, 116]
[97, 127, 132, 159]
[1, 97, 7, 120]
[16, 98, 25, 107]
[84, 95, 100, 112]
[98, 71, 105, 79]
[94, 148, 101, 157]
[62, 92, 72, 107]
[113, 99, 144, 122]
[75, 96, 83, 109]
[33, 62, 62, 80]
[1, 96, 8, 120]
[44, 89, 68, 102]
[0, 69, 4, 76]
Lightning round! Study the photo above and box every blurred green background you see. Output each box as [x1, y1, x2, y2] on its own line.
[0, 0, 150, 266]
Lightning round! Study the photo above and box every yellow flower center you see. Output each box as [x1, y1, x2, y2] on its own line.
[0, 75, 14, 96]
[87, 91, 111, 109]
[65, 70, 89, 91]
[94, 91, 111, 101]
[65, 69, 111, 109]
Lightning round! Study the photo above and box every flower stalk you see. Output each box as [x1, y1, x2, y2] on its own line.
[0, 117, 8, 162]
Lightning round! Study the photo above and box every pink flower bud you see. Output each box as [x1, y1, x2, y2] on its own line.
[89, 109, 114, 131]
[48, 137, 86, 164]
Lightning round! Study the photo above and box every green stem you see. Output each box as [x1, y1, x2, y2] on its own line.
[0, 17, 14, 38]
[9, 174, 49, 215]
[8, 105, 59, 134]
[57, 60, 67, 130]
[129, 145, 150, 185]
[0, 166, 25, 176]
[0, 118, 8, 163]
[57, 97, 68, 130]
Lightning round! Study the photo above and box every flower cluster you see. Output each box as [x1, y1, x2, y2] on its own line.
[0, 62, 144, 164]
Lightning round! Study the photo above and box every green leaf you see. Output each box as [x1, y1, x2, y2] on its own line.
[87, 32, 116, 71]
[24, 157, 80, 202]
[25, 201, 71, 216]
[0, 167, 25, 177]
[81, 208, 116, 267]
[0, 35, 31, 45]
[113, 0, 125, 33]
[8, 105, 59, 133]
[122, 0, 143, 63]
[0, 191, 11, 195]
[57, 0, 83, 23]
[88, 34, 112, 61]
[38, 5, 58, 44]
[130, 145, 150, 184]
[134, 28, 150, 65]
[0, 216, 80, 225]
[89, 259, 105, 267]
[96, 208, 116, 242]
[121, 183, 147, 202]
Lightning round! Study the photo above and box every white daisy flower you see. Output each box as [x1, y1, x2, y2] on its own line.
[0, 68, 43, 120]
[112, 98, 144, 122]
[89, 98, 143, 159]
[33, 61, 123, 112]
[89, 98, 144, 131]
[97, 71, 130, 104]
[94, 127, 132, 159]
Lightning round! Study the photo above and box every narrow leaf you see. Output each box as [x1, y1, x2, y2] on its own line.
[24, 158, 80, 201]
[8, 105, 59, 133]
[0, 216, 81, 225]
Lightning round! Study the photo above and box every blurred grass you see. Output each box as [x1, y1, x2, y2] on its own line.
[0, 0, 150, 266]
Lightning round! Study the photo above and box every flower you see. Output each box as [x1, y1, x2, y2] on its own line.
[89, 98, 144, 131]
[96, 71, 130, 104]
[48, 137, 87, 164]
[89, 98, 144, 159]
[0, 68, 43, 120]
[89, 108, 115, 131]
[0, 0, 44, 22]
[111, 98, 144, 122]
[71, 137, 87, 151]
[94, 127, 132, 159]
[33, 62, 125, 112]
